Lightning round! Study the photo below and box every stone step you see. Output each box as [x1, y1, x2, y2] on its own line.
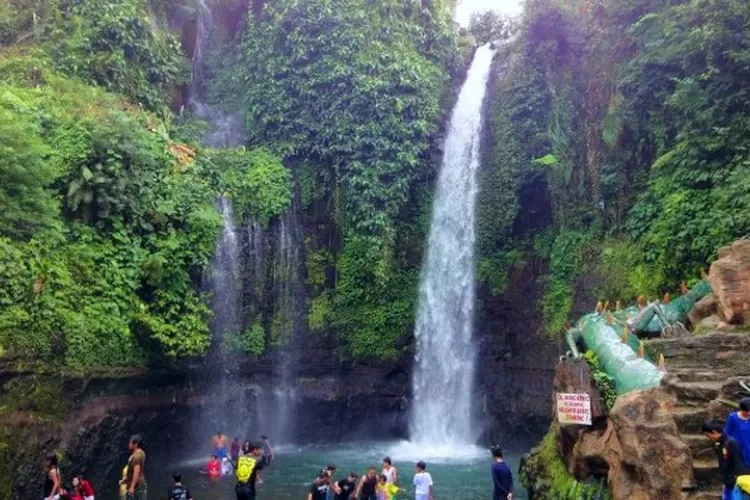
[682, 434, 716, 461]
[692, 458, 722, 488]
[671, 406, 710, 434]
[667, 368, 728, 383]
[666, 380, 724, 405]
[685, 489, 724, 500]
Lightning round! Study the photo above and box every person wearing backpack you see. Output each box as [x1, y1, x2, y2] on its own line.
[236, 442, 264, 500]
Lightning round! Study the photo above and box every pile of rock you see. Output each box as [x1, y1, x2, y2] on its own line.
[691, 239, 750, 330]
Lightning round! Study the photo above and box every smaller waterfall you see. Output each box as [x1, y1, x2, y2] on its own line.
[190, 0, 212, 93]
[210, 197, 240, 348]
[189, 0, 245, 149]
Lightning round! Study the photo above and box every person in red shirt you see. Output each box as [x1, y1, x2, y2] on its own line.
[206, 455, 221, 480]
[72, 476, 95, 500]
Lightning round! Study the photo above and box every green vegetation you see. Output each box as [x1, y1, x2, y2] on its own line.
[521, 429, 611, 500]
[230, 0, 458, 358]
[0, 0, 293, 370]
[584, 351, 617, 410]
[479, 0, 750, 335]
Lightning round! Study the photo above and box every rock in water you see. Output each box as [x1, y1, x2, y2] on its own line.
[709, 239, 750, 324]
[608, 389, 693, 500]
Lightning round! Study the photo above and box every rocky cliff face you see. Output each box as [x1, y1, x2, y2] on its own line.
[0, 343, 410, 499]
[477, 261, 559, 448]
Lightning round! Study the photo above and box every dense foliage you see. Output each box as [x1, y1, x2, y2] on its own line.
[230, 0, 459, 358]
[0, 0, 458, 366]
[0, 0, 293, 369]
[479, 0, 750, 335]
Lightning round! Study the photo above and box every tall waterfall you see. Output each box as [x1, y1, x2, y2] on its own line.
[410, 44, 496, 447]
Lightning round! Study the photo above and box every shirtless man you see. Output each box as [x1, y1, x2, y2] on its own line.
[213, 431, 229, 459]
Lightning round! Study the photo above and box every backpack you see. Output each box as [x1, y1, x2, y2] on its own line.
[236, 456, 257, 484]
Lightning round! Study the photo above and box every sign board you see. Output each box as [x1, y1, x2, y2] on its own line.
[556, 393, 592, 425]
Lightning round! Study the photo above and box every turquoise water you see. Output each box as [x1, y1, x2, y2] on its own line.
[134, 442, 527, 499]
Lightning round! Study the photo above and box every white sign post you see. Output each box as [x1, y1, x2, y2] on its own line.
[557, 393, 592, 425]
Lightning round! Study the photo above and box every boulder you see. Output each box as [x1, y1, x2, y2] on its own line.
[689, 294, 718, 327]
[553, 358, 607, 421]
[552, 359, 609, 464]
[709, 239, 750, 324]
[608, 389, 694, 500]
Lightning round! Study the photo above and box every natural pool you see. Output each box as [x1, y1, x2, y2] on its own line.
[109, 441, 528, 499]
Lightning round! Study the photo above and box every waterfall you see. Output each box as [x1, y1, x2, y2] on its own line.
[410, 44, 496, 447]
[210, 197, 240, 349]
[190, 0, 245, 148]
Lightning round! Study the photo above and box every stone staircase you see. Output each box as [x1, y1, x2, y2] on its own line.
[647, 333, 750, 500]
[662, 368, 724, 499]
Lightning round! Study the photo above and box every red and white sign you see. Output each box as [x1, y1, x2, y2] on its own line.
[556, 393, 592, 425]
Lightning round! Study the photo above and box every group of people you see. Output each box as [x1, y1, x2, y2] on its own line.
[304, 447, 514, 500]
[41, 430, 518, 500]
[703, 397, 750, 500]
[42, 434, 146, 500]
[306, 457, 432, 500]
[42, 454, 95, 500]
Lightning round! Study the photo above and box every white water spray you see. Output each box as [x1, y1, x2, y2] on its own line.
[410, 45, 496, 448]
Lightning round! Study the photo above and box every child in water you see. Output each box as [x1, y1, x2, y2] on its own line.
[221, 456, 234, 476]
[377, 474, 400, 500]
[118, 466, 128, 500]
[206, 455, 221, 479]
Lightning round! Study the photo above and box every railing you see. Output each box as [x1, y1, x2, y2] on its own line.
[565, 280, 711, 395]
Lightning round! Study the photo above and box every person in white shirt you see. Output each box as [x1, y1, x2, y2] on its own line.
[382, 457, 398, 484]
[412, 461, 433, 500]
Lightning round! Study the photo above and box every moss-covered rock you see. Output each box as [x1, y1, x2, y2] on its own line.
[520, 429, 611, 500]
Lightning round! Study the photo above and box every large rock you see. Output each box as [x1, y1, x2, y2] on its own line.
[688, 294, 718, 327]
[709, 239, 750, 324]
[608, 389, 694, 500]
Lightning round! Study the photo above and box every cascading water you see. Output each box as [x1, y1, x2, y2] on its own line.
[210, 197, 241, 350]
[410, 44, 496, 448]
[190, 0, 245, 149]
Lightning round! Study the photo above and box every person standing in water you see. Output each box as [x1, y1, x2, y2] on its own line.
[381, 457, 398, 485]
[726, 398, 750, 467]
[355, 468, 378, 500]
[412, 461, 433, 500]
[491, 447, 513, 500]
[126, 434, 147, 500]
[376, 474, 399, 500]
[168, 473, 193, 500]
[260, 435, 274, 466]
[213, 432, 229, 460]
[235, 442, 264, 500]
[333, 472, 358, 500]
[118, 465, 128, 500]
[325, 465, 338, 500]
[43, 454, 62, 500]
[231, 437, 241, 465]
[308, 471, 331, 500]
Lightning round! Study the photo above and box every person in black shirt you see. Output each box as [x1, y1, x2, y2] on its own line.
[168, 473, 193, 500]
[308, 471, 331, 500]
[703, 420, 750, 500]
[491, 446, 513, 500]
[333, 472, 358, 500]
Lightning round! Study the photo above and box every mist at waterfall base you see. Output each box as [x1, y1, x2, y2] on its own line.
[410, 44, 497, 455]
[107, 443, 527, 499]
